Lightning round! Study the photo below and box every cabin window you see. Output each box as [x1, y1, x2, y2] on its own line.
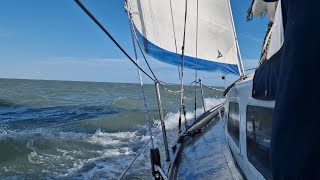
[246, 105, 273, 179]
[227, 102, 240, 147]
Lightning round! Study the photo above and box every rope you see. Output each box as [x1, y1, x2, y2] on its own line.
[194, 0, 199, 122]
[126, 3, 155, 149]
[148, 0, 161, 48]
[127, 2, 189, 95]
[74, 0, 155, 82]
[169, 0, 181, 80]
[160, 84, 182, 94]
[130, 25, 185, 94]
[127, 10, 158, 80]
[118, 117, 163, 180]
[189, 80, 225, 92]
[194, 70, 197, 122]
[199, 79, 206, 112]
[259, 21, 273, 64]
[128, 6, 185, 85]
[159, 80, 226, 94]
[195, 0, 199, 59]
[200, 75, 225, 80]
[159, 80, 179, 86]
[178, 0, 189, 134]
[201, 84, 225, 92]
[246, 0, 255, 21]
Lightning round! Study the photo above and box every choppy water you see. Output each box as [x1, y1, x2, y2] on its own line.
[0, 78, 224, 179]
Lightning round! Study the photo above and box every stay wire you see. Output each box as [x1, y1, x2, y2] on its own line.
[160, 84, 182, 94]
[194, 0, 199, 122]
[179, 0, 189, 133]
[74, 0, 155, 82]
[126, 1, 155, 150]
[194, 70, 197, 122]
[168, 0, 181, 80]
[130, 18, 184, 94]
[118, 121, 162, 180]
[127, 8, 182, 93]
[127, 8, 158, 80]
[201, 83, 224, 92]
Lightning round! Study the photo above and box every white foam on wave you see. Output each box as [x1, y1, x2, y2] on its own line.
[0, 97, 225, 179]
[55, 147, 135, 179]
[86, 128, 138, 146]
[0, 126, 141, 148]
[105, 97, 227, 178]
[152, 98, 225, 141]
[59, 98, 226, 179]
[0, 127, 88, 142]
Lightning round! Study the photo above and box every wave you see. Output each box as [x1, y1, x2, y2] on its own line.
[0, 97, 225, 179]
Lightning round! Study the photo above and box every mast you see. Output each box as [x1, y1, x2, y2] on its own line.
[227, 0, 245, 76]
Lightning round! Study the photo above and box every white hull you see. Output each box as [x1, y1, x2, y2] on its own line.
[224, 74, 275, 179]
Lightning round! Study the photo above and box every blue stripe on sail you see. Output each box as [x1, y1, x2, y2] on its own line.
[134, 27, 240, 75]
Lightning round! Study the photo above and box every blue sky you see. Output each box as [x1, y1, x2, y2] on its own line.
[0, 0, 268, 86]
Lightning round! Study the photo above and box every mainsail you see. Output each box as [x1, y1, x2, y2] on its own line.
[127, 0, 243, 75]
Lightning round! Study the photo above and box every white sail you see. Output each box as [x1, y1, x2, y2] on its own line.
[127, 0, 243, 75]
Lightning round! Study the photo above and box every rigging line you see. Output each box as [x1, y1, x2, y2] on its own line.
[179, 0, 189, 132]
[194, 0, 199, 122]
[259, 21, 273, 64]
[201, 83, 225, 92]
[189, 81, 197, 86]
[194, 70, 197, 122]
[128, 7, 182, 93]
[126, 2, 155, 149]
[227, 0, 245, 76]
[246, 0, 255, 21]
[189, 80, 224, 92]
[168, 0, 181, 80]
[148, 0, 161, 47]
[128, 11, 158, 80]
[125, 1, 160, 81]
[74, 0, 155, 82]
[201, 75, 225, 80]
[118, 115, 164, 179]
[196, 0, 199, 59]
[158, 81, 184, 93]
[168, 0, 178, 55]
[177, 66, 181, 80]
[159, 80, 178, 85]
[160, 84, 182, 94]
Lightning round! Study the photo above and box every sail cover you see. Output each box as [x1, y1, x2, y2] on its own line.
[127, 0, 241, 75]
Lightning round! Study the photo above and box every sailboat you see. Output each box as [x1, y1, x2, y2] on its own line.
[74, 0, 277, 179]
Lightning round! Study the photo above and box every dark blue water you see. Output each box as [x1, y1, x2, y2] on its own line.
[0, 78, 223, 179]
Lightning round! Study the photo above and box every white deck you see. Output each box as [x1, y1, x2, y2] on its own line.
[177, 118, 243, 179]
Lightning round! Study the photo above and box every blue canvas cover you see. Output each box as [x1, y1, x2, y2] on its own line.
[252, 48, 282, 100]
[271, 0, 320, 179]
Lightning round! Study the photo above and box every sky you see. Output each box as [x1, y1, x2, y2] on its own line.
[0, 0, 269, 86]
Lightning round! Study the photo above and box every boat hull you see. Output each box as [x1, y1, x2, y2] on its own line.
[224, 74, 275, 179]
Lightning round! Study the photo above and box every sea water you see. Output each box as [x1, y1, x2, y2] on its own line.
[0, 78, 224, 179]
